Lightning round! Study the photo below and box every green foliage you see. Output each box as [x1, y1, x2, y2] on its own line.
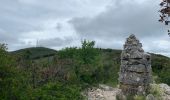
[56, 40, 120, 87]
[2, 40, 170, 99]
[151, 54, 170, 85]
[57, 40, 103, 85]
[58, 47, 78, 59]
[80, 40, 98, 64]
[31, 82, 83, 100]
[75, 40, 103, 84]
[116, 94, 145, 100]
[149, 84, 163, 100]
[0, 40, 102, 99]
[20, 82, 83, 100]
[0, 43, 24, 99]
[100, 49, 120, 87]
[133, 95, 145, 100]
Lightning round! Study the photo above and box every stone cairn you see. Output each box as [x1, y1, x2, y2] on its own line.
[119, 34, 152, 95]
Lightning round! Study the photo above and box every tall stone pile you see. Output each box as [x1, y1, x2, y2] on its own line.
[119, 34, 152, 95]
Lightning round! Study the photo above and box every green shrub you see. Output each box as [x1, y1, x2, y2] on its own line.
[133, 95, 145, 100]
[32, 82, 84, 100]
[149, 84, 163, 100]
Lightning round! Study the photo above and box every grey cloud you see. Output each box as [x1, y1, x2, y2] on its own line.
[38, 37, 73, 48]
[0, 0, 80, 50]
[0, 0, 87, 35]
[70, 0, 164, 41]
[69, 0, 170, 56]
[0, 28, 19, 44]
[0, 0, 110, 51]
[1, 0, 170, 57]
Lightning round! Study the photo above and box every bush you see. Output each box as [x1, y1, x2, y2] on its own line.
[0, 44, 21, 99]
[57, 40, 103, 85]
[149, 84, 163, 100]
[133, 95, 145, 100]
[32, 82, 84, 100]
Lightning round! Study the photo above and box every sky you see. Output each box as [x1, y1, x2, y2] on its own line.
[1, 0, 170, 57]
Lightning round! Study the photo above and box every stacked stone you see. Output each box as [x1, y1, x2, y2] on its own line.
[119, 34, 152, 95]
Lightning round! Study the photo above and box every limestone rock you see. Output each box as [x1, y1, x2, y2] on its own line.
[146, 94, 155, 100]
[86, 85, 121, 100]
[119, 34, 152, 95]
[99, 84, 113, 91]
[160, 84, 170, 95]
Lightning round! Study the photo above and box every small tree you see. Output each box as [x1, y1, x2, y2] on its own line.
[80, 40, 97, 64]
[75, 40, 103, 84]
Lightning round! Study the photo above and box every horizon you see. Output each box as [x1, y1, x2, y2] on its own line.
[9, 45, 170, 58]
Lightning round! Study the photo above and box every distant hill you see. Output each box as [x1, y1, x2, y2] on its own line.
[11, 47, 57, 59]
[10, 47, 170, 65]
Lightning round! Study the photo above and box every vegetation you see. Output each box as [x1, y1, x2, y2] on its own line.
[151, 54, 170, 84]
[1, 40, 170, 99]
[133, 95, 145, 100]
[149, 84, 163, 100]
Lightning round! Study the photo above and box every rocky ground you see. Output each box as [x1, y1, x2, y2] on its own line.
[84, 84, 170, 100]
[159, 83, 170, 100]
[84, 84, 121, 100]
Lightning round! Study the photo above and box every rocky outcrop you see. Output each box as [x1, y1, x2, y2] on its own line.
[159, 84, 170, 100]
[147, 84, 170, 100]
[146, 94, 155, 100]
[86, 84, 121, 100]
[119, 34, 152, 95]
[85, 84, 170, 100]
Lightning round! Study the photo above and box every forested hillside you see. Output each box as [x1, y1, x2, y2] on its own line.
[1, 40, 170, 99]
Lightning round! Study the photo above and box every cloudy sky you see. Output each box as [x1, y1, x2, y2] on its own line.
[1, 0, 170, 56]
